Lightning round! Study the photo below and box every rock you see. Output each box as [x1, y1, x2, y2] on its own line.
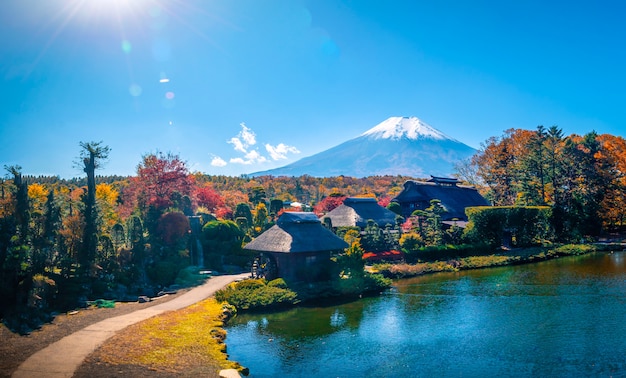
[137, 296, 151, 303]
[219, 368, 242, 378]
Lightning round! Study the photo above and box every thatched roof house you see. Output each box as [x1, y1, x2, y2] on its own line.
[392, 176, 490, 221]
[320, 197, 399, 229]
[244, 212, 348, 282]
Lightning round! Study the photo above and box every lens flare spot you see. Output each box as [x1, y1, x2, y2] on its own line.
[129, 84, 142, 97]
[165, 91, 175, 100]
[121, 40, 132, 54]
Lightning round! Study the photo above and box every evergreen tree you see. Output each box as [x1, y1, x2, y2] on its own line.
[78, 141, 110, 276]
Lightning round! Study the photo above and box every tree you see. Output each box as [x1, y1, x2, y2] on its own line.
[78, 141, 110, 275]
[248, 186, 267, 207]
[201, 220, 246, 269]
[386, 201, 402, 216]
[156, 211, 191, 248]
[253, 203, 269, 234]
[195, 184, 225, 213]
[234, 202, 253, 230]
[313, 193, 346, 215]
[123, 152, 193, 221]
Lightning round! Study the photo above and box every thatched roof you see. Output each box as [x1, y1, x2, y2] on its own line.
[392, 179, 490, 220]
[320, 197, 398, 228]
[244, 212, 348, 253]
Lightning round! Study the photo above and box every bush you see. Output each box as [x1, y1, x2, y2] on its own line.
[551, 244, 597, 256]
[464, 206, 552, 249]
[147, 256, 188, 287]
[404, 243, 491, 263]
[215, 279, 298, 311]
[267, 278, 288, 289]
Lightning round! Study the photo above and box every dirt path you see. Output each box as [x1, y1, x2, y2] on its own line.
[11, 273, 248, 378]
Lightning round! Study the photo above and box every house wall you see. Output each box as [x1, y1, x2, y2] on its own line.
[273, 251, 333, 282]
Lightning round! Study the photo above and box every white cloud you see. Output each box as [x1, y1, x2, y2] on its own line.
[228, 122, 257, 154]
[229, 157, 250, 165]
[226, 122, 299, 166]
[240, 123, 256, 145]
[230, 149, 268, 165]
[228, 137, 246, 153]
[246, 150, 268, 163]
[265, 143, 300, 160]
[210, 156, 227, 167]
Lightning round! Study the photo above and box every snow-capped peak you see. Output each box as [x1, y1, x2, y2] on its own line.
[361, 116, 453, 141]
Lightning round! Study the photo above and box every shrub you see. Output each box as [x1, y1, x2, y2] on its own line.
[404, 243, 491, 263]
[215, 279, 298, 311]
[267, 278, 288, 289]
[464, 206, 552, 249]
[551, 244, 597, 256]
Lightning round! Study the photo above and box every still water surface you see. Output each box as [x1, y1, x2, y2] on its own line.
[226, 252, 626, 377]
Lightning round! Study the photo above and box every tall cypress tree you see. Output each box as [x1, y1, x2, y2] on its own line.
[78, 141, 110, 277]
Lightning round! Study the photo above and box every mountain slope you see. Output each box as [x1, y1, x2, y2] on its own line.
[251, 116, 476, 178]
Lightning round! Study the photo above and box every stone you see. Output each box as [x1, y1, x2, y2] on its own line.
[219, 368, 242, 378]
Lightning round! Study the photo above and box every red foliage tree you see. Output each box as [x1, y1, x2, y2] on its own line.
[194, 184, 225, 213]
[377, 195, 391, 208]
[313, 194, 347, 215]
[156, 211, 190, 247]
[122, 152, 194, 217]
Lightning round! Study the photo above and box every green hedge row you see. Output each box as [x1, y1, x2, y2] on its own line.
[464, 206, 552, 248]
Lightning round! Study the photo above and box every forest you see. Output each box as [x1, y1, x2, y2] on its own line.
[1, 126, 625, 332]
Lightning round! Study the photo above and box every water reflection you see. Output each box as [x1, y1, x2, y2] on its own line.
[226, 252, 626, 377]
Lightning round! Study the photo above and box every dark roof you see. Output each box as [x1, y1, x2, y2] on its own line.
[244, 212, 348, 253]
[428, 176, 461, 185]
[393, 180, 490, 220]
[320, 197, 398, 228]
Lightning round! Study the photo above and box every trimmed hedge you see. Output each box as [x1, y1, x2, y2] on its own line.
[464, 206, 552, 249]
[404, 243, 491, 263]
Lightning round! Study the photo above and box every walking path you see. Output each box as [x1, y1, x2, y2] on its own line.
[13, 273, 249, 378]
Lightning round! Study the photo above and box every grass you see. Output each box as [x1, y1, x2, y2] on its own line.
[93, 298, 244, 375]
[373, 243, 603, 278]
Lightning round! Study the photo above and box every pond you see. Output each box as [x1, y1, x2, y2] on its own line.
[225, 252, 626, 377]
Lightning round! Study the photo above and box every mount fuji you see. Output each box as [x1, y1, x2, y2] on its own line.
[250, 116, 477, 178]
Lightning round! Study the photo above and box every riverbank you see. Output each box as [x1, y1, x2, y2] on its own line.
[73, 297, 245, 378]
[0, 290, 189, 377]
[4, 273, 248, 378]
[371, 243, 623, 278]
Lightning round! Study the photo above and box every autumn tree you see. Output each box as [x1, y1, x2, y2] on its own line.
[194, 184, 225, 214]
[313, 193, 347, 215]
[123, 152, 193, 235]
[597, 134, 626, 229]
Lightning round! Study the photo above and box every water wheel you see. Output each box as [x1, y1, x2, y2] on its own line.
[251, 253, 277, 280]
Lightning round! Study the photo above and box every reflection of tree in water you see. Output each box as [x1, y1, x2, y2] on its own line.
[229, 301, 371, 367]
[231, 297, 369, 340]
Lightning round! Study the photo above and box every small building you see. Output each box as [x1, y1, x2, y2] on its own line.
[244, 212, 349, 282]
[391, 176, 490, 223]
[320, 197, 399, 229]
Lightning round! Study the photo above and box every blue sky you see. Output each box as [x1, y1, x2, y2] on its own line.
[1, 0, 625, 178]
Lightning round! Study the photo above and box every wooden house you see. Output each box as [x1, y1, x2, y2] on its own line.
[244, 212, 349, 282]
[391, 176, 490, 224]
[320, 197, 399, 229]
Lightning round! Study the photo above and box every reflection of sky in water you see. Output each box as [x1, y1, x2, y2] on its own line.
[329, 309, 345, 328]
[226, 252, 626, 377]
